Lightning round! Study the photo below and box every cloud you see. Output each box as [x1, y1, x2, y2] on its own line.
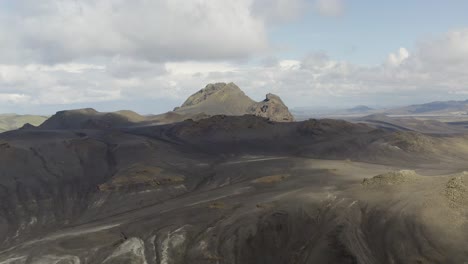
[416, 29, 468, 66]
[151, 30, 468, 107]
[106, 57, 166, 79]
[2, 29, 468, 111]
[0, 93, 31, 104]
[251, 0, 308, 23]
[315, 0, 344, 17]
[0, 0, 270, 64]
[165, 62, 238, 75]
[387, 48, 410, 67]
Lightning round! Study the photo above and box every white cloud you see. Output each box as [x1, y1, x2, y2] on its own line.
[150, 30, 468, 107]
[279, 60, 301, 70]
[252, 0, 308, 23]
[2, 29, 468, 110]
[0, 0, 270, 64]
[165, 62, 238, 75]
[0, 93, 31, 104]
[106, 57, 166, 79]
[25, 64, 105, 73]
[315, 0, 344, 17]
[416, 29, 468, 66]
[387, 47, 410, 67]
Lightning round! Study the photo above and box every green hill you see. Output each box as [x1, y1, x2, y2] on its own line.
[0, 114, 48, 132]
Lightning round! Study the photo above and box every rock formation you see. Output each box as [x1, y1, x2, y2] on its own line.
[249, 93, 295, 122]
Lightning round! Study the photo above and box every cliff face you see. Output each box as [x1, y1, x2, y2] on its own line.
[174, 82, 295, 122]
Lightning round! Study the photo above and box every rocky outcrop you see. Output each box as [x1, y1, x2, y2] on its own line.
[174, 83, 295, 122]
[249, 93, 295, 122]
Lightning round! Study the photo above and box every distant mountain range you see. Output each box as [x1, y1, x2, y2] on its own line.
[294, 99, 468, 119]
[384, 100, 468, 115]
[347, 105, 374, 113]
[0, 114, 48, 133]
[357, 113, 465, 134]
[2, 85, 468, 134]
[30, 83, 295, 131]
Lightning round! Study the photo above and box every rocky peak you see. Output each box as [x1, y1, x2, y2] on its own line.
[249, 93, 295, 122]
[265, 93, 282, 102]
[179, 82, 246, 108]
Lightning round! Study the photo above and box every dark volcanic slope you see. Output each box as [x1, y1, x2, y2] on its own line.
[1, 115, 468, 263]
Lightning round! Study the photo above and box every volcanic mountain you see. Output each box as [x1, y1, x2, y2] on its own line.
[173, 82, 295, 122]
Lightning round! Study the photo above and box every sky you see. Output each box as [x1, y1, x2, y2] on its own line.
[0, 0, 468, 114]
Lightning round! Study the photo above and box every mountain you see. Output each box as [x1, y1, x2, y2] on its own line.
[174, 82, 295, 122]
[385, 99, 468, 115]
[347, 105, 374, 113]
[0, 114, 48, 133]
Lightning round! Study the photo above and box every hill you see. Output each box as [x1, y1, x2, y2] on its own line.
[0, 114, 48, 133]
[39, 108, 146, 129]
